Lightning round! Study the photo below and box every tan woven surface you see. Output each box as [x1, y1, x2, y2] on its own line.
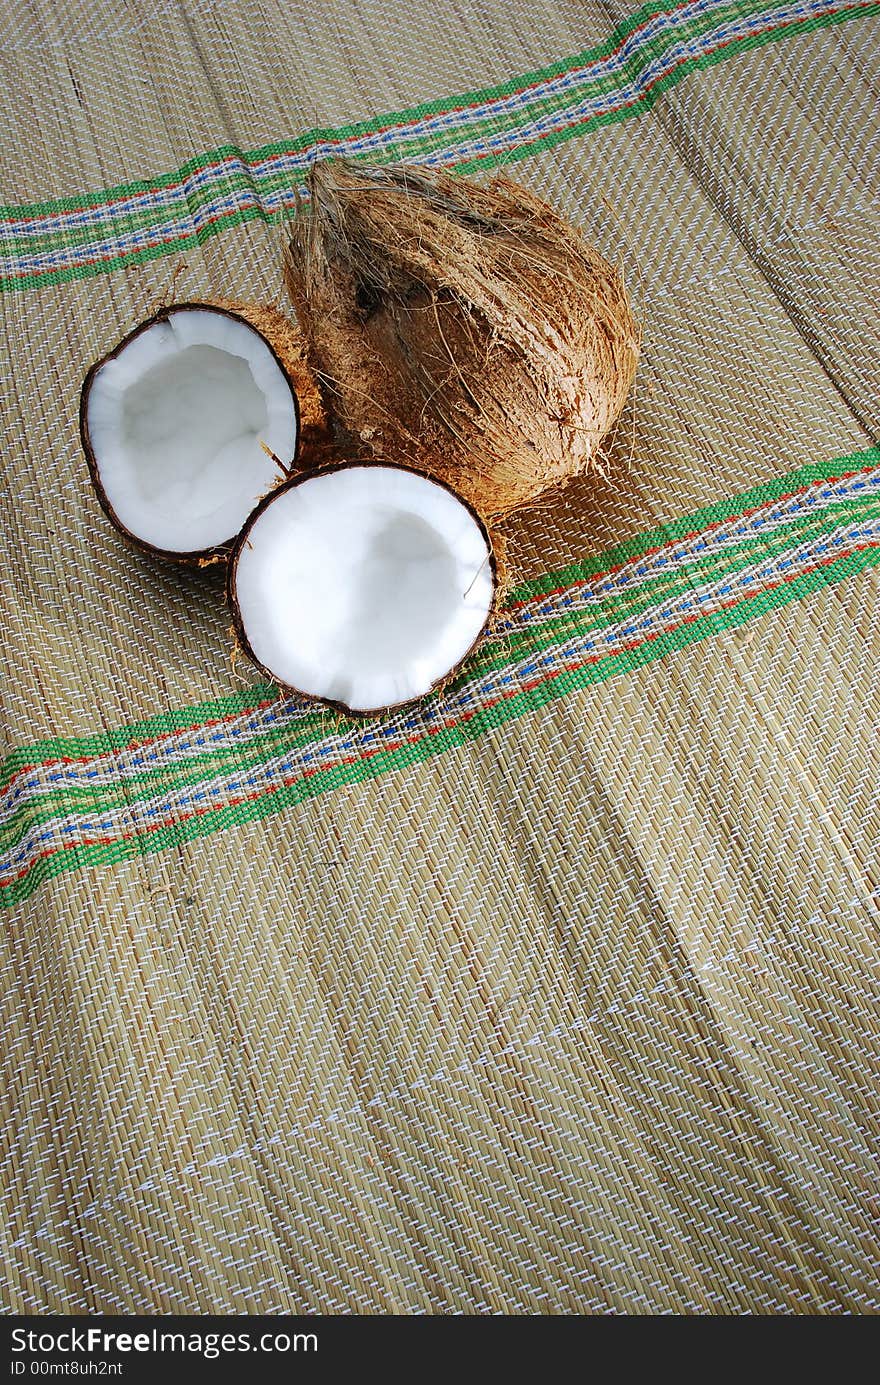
[1, 0, 879, 1313]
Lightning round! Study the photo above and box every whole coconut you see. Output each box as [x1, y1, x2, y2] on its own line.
[283, 159, 640, 517]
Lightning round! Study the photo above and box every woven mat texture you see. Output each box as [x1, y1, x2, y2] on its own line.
[1, 0, 879, 1313]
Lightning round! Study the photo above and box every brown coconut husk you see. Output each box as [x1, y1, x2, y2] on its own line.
[283, 159, 640, 519]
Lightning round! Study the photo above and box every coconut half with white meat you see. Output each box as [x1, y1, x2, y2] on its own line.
[229, 462, 496, 717]
[80, 301, 325, 562]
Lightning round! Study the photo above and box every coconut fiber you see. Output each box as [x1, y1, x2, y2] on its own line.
[1, 0, 879, 1315]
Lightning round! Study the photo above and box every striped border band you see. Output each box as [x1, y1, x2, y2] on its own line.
[4, 450, 879, 907]
[1, 0, 876, 291]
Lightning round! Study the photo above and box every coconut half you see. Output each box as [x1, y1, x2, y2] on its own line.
[230, 463, 495, 716]
[80, 301, 324, 561]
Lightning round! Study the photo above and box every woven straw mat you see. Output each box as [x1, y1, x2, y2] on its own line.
[1, 0, 879, 1314]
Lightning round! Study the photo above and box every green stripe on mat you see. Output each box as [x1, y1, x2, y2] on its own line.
[513, 455, 880, 594]
[7, 493, 880, 848]
[6, 0, 779, 256]
[0, 0, 794, 220]
[4, 450, 877, 780]
[2, 0, 875, 291]
[6, 538, 879, 910]
[3, 449, 880, 909]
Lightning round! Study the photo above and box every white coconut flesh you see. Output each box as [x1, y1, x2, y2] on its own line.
[84, 307, 298, 554]
[233, 466, 495, 714]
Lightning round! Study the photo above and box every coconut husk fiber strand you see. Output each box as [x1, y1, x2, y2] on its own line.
[2, 0, 880, 1316]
